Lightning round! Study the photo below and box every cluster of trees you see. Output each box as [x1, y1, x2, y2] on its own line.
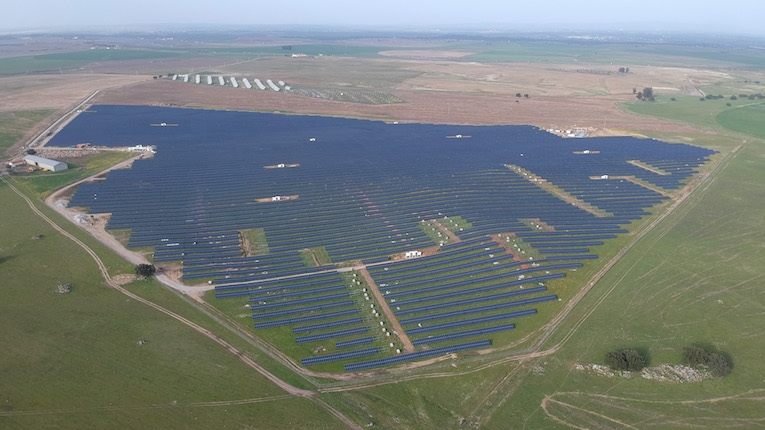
[682, 345, 731, 377]
[604, 349, 646, 371]
[635, 87, 654, 101]
[604, 345, 731, 378]
[515, 93, 530, 98]
[135, 263, 156, 278]
[617, 67, 630, 73]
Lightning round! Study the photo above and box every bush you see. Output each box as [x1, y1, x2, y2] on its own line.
[604, 349, 646, 371]
[706, 353, 731, 377]
[681, 345, 708, 366]
[135, 263, 156, 278]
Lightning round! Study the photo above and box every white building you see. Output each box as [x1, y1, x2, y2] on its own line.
[24, 155, 68, 172]
[404, 250, 422, 259]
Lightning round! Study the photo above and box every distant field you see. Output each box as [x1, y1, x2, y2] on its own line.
[458, 40, 765, 68]
[0, 49, 180, 75]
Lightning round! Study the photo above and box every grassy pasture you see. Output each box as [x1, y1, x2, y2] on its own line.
[0, 110, 54, 154]
[716, 103, 765, 139]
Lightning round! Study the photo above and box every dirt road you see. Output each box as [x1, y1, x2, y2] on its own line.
[358, 267, 415, 353]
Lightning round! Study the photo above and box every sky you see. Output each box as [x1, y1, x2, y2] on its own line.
[3, 0, 765, 37]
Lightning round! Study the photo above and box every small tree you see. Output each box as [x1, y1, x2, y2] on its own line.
[26, 148, 37, 155]
[135, 263, 156, 278]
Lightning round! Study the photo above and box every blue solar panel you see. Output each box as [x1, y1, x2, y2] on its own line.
[412, 323, 516, 346]
[344, 339, 491, 371]
[301, 347, 380, 366]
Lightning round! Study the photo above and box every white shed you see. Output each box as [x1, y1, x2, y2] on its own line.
[24, 155, 68, 172]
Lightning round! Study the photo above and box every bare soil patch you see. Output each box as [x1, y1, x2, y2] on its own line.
[111, 273, 137, 286]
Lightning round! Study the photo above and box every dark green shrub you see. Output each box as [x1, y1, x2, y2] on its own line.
[604, 349, 646, 371]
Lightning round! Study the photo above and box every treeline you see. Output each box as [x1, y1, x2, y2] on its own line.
[700, 93, 764, 101]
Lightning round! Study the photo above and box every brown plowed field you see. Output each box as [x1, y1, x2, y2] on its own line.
[93, 78, 698, 134]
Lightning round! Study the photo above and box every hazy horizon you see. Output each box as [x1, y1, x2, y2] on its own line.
[4, 0, 765, 38]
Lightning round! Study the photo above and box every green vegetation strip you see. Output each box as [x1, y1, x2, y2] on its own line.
[0, 49, 181, 76]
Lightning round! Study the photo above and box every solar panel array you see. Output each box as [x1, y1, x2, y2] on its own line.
[49, 105, 716, 370]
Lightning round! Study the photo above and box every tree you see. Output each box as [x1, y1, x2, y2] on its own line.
[730, 95, 737, 100]
[523, 94, 529, 98]
[604, 349, 646, 371]
[516, 93, 522, 97]
[642, 87, 654, 101]
[618, 67, 625, 73]
[135, 263, 156, 278]
[26, 148, 36, 155]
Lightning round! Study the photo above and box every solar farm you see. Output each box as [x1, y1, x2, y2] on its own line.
[49, 104, 716, 372]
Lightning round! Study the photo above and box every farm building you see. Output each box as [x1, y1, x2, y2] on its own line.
[24, 155, 68, 172]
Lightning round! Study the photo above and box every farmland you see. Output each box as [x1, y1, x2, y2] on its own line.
[2, 30, 765, 429]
